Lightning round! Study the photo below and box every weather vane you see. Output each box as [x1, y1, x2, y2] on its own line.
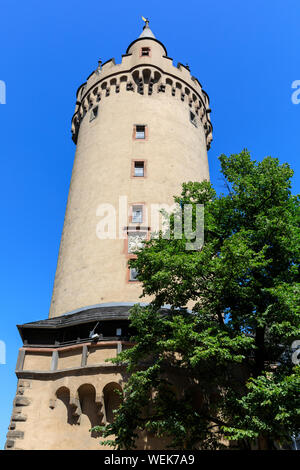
[142, 16, 149, 28]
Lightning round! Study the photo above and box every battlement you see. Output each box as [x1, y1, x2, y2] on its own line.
[71, 51, 213, 149]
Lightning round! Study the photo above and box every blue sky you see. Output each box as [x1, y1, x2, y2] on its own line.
[0, 0, 299, 448]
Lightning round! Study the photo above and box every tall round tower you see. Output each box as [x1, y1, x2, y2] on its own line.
[49, 20, 212, 318]
[6, 21, 213, 450]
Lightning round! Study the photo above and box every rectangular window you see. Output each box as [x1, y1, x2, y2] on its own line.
[90, 106, 98, 121]
[132, 205, 143, 223]
[190, 111, 197, 127]
[129, 267, 139, 281]
[134, 161, 145, 177]
[141, 47, 150, 56]
[135, 125, 146, 139]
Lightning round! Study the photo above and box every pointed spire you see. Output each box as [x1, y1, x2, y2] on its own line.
[126, 18, 167, 55]
[139, 17, 156, 39]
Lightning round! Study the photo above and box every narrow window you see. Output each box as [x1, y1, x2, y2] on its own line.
[135, 125, 146, 139]
[90, 106, 98, 121]
[132, 205, 143, 223]
[190, 111, 197, 127]
[141, 47, 150, 56]
[129, 267, 139, 281]
[134, 161, 145, 177]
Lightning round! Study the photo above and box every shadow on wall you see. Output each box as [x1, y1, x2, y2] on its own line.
[55, 382, 123, 439]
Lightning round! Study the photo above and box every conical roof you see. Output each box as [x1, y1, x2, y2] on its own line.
[126, 19, 167, 55]
[139, 22, 156, 39]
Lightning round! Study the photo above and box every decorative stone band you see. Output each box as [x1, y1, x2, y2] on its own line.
[71, 64, 213, 149]
[15, 341, 134, 378]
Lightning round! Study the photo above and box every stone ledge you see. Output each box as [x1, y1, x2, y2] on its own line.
[17, 362, 127, 380]
[14, 397, 30, 407]
[5, 439, 15, 449]
[7, 430, 24, 439]
[12, 413, 27, 422]
[18, 380, 31, 388]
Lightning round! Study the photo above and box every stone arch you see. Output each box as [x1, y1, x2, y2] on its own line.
[142, 68, 151, 84]
[132, 70, 143, 94]
[142, 68, 152, 94]
[175, 82, 184, 101]
[77, 383, 103, 435]
[165, 77, 173, 96]
[132, 70, 141, 85]
[110, 78, 119, 94]
[103, 382, 123, 424]
[87, 93, 94, 108]
[153, 71, 161, 83]
[55, 386, 78, 425]
[119, 75, 128, 91]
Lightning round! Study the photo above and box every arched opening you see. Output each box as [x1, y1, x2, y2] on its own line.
[142, 68, 151, 85]
[153, 71, 161, 83]
[132, 70, 140, 85]
[103, 382, 123, 423]
[78, 384, 102, 437]
[56, 386, 76, 425]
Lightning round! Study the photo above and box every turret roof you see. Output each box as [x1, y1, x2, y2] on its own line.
[139, 22, 156, 39]
[126, 19, 168, 55]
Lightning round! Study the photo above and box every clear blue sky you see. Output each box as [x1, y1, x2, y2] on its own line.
[0, 0, 299, 448]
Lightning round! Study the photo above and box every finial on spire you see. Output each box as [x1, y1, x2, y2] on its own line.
[141, 16, 150, 29]
[138, 17, 156, 39]
[96, 59, 102, 75]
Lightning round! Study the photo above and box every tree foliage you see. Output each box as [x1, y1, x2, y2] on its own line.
[93, 150, 300, 449]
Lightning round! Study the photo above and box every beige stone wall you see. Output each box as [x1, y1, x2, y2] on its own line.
[87, 346, 117, 365]
[8, 373, 125, 450]
[58, 350, 82, 370]
[21, 343, 120, 373]
[7, 355, 172, 450]
[49, 37, 211, 318]
[6, 345, 194, 450]
[23, 352, 52, 371]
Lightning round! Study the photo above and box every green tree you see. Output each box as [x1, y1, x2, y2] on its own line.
[93, 150, 300, 450]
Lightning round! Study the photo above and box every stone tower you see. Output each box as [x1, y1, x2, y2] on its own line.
[5, 21, 212, 450]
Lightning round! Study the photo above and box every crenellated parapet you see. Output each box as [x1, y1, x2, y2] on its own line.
[71, 53, 213, 149]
